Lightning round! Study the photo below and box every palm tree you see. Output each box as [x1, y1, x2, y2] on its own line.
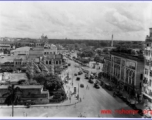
[2, 85, 22, 117]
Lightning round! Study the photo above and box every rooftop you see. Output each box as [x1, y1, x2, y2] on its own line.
[0, 55, 16, 64]
[0, 73, 28, 83]
[110, 51, 144, 62]
[11, 46, 31, 52]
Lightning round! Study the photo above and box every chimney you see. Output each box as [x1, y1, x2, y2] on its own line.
[149, 28, 152, 37]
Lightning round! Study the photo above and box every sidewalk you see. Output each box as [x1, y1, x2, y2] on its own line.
[0, 97, 80, 109]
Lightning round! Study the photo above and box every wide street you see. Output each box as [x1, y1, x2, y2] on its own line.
[0, 58, 141, 118]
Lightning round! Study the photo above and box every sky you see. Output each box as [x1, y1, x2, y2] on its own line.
[0, 1, 152, 41]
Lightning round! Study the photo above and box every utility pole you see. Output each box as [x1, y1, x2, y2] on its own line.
[78, 83, 80, 99]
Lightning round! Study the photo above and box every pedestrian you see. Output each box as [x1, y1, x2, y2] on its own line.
[80, 98, 82, 102]
[86, 85, 88, 89]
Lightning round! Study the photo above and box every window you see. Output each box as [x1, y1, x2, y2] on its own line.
[149, 80, 152, 86]
[145, 69, 148, 75]
[46, 61, 48, 64]
[140, 74, 143, 80]
[150, 70, 152, 77]
[49, 61, 51, 64]
[56, 61, 58, 64]
[147, 44, 149, 47]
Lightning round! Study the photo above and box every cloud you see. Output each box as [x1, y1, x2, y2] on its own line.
[105, 9, 144, 32]
[0, 2, 151, 40]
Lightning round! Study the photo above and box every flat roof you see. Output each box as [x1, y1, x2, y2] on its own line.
[11, 46, 31, 52]
[0, 56, 16, 64]
[110, 52, 144, 62]
[0, 73, 28, 83]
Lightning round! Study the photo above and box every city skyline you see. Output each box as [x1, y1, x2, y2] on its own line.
[0, 1, 152, 41]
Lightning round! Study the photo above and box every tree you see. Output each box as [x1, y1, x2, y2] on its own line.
[2, 85, 22, 117]
[103, 48, 109, 54]
[96, 49, 102, 56]
[94, 56, 101, 63]
[44, 75, 63, 92]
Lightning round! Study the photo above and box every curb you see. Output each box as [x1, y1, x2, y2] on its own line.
[0, 100, 80, 109]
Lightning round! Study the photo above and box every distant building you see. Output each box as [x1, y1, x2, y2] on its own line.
[10, 46, 31, 56]
[0, 44, 11, 51]
[44, 44, 57, 55]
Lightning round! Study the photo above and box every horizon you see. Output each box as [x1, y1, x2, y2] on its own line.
[0, 36, 145, 42]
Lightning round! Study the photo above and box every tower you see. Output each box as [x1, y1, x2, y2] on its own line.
[111, 34, 114, 47]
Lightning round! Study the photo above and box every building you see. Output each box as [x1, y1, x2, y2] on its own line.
[142, 28, 152, 107]
[43, 54, 64, 74]
[103, 51, 144, 98]
[56, 44, 68, 55]
[10, 46, 31, 56]
[44, 43, 57, 55]
[0, 44, 11, 51]
[0, 73, 28, 84]
[0, 85, 49, 104]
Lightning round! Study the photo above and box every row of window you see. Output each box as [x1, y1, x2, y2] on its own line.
[145, 68, 152, 77]
[145, 50, 151, 56]
[44, 52, 56, 55]
[45, 60, 61, 65]
[143, 77, 152, 86]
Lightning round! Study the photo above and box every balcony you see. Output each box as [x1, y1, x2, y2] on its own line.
[142, 86, 152, 99]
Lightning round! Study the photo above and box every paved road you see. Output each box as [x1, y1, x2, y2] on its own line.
[0, 59, 141, 118]
[54, 59, 141, 118]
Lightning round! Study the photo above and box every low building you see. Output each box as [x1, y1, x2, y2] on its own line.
[10, 46, 31, 56]
[44, 43, 58, 55]
[0, 44, 11, 51]
[0, 85, 49, 104]
[0, 73, 28, 84]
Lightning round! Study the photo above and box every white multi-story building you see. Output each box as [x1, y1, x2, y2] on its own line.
[143, 28, 152, 106]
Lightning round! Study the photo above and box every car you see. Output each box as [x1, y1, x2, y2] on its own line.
[78, 71, 83, 75]
[80, 84, 84, 88]
[94, 83, 100, 89]
[88, 79, 94, 84]
[76, 77, 80, 81]
[74, 73, 77, 76]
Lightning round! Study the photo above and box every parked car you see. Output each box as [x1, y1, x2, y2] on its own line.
[80, 84, 84, 88]
[74, 73, 77, 76]
[94, 83, 100, 89]
[78, 71, 83, 75]
[76, 77, 80, 81]
[105, 83, 113, 91]
[88, 79, 94, 84]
